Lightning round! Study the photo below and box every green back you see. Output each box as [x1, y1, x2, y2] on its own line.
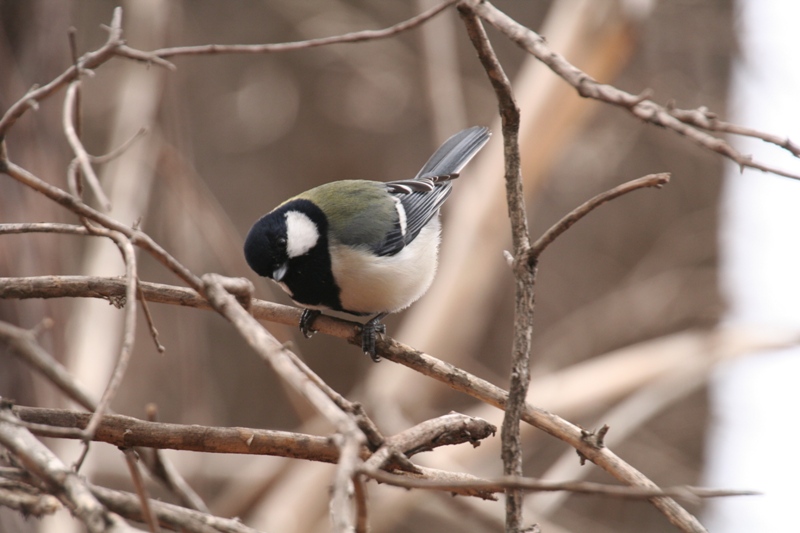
[294, 180, 396, 248]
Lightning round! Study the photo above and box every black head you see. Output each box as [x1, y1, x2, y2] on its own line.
[243, 199, 342, 310]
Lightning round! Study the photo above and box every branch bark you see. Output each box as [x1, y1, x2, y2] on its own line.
[463, 0, 800, 181]
[459, 6, 533, 531]
[0, 405, 136, 533]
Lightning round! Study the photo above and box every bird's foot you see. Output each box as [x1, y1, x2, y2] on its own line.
[361, 313, 387, 362]
[299, 309, 321, 338]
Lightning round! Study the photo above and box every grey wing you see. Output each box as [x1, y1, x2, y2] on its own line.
[373, 181, 451, 257]
[372, 126, 490, 257]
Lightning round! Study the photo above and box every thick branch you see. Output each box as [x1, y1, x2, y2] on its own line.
[13, 406, 341, 462]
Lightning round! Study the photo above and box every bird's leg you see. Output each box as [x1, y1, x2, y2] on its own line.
[299, 309, 321, 338]
[362, 313, 388, 362]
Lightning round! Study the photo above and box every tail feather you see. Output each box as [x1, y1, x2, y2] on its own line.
[414, 126, 491, 180]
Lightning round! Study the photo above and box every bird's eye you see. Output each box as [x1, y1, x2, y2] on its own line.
[277, 236, 287, 246]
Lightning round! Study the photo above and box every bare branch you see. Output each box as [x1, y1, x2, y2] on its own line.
[668, 105, 800, 157]
[64, 81, 111, 211]
[0, 161, 204, 293]
[458, 6, 532, 530]
[0, 320, 98, 410]
[149, 1, 458, 58]
[463, 0, 800, 181]
[89, 484, 259, 533]
[121, 450, 160, 533]
[136, 281, 166, 353]
[14, 405, 342, 461]
[0, 222, 90, 236]
[0, 272, 728, 527]
[360, 471, 757, 501]
[528, 173, 671, 262]
[0, 486, 61, 518]
[76, 228, 138, 449]
[353, 474, 369, 533]
[0, 8, 125, 137]
[0, 406, 136, 533]
[89, 127, 148, 164]
[363, 413, 496, 471]
[377, 337, 710, 533]
[0, 273, 339, 336]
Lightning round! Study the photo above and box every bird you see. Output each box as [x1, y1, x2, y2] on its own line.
[243, 126, 491, 361]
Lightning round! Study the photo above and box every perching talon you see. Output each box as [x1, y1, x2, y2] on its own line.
[299, 309, 321, 338]
[361, 313, 387, 362]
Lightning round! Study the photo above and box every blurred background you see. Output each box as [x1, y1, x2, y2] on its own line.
[1, 0, 796, 532]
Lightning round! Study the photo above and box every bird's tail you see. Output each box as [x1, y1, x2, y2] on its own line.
[414, 126, 491, 181]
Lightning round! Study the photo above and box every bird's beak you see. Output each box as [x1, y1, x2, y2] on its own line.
[272, 262, 288, 282]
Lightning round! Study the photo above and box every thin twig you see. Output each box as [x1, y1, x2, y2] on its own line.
[62, 79, 141, 451]
[0, 8, 125, 137]
[122, 449, 161, 533]
[0, 222, 90, 236]
[668, 105, 800, 157]
[148, 0, 458, 58]
[528, 173, 671, 262]
[137, 280, 165, 353]
[363, 413, 496, 471]
[353, 474, 369, 533]
[90, 127, 148, 164]
[67, 29, 85, 201]
[0, 320, 98, 410]
[360, 470, 758, 502]
[89, 483, 259, 533]
[77, 228, 137, 448]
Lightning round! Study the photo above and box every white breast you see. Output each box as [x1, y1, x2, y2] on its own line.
[330, 219, 441, 314]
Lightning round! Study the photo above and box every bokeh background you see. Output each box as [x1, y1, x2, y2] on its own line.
[3, 0, 791, 532]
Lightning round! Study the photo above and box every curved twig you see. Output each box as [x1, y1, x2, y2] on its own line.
[528, 173, 671, 262]
[147, 1, 458, 58]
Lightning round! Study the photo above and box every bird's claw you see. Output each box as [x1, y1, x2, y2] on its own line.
[361, 314, 387, 362]
[299, 309, 321, 339]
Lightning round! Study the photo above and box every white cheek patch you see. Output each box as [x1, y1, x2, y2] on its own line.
[284, 210, 320, 258]
[393, 197, 407, 237]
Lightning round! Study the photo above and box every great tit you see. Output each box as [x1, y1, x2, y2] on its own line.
[244, 126, 491, 361]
